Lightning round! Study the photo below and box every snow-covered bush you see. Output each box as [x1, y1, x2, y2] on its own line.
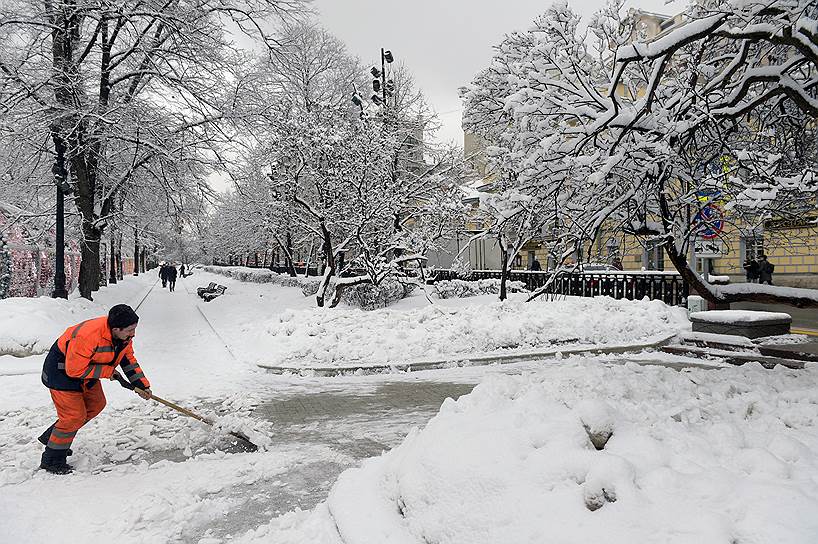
[202, 266, 315, 291]
[339, 280, 416, 311]
[204, 266, 414, 310]
[432, 278, 527, 299]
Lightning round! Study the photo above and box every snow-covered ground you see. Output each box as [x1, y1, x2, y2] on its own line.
[188, 270, 689, 368]
[251, 359, 818, 544]
[2, 269, 816, 543]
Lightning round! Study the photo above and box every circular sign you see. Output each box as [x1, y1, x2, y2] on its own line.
[693, 204, 724, 240]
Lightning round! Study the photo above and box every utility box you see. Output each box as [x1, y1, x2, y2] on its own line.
[687, 295, 707, 315]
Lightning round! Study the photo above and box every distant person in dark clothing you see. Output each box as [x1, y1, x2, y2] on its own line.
[529, 259, 542, 271]
[743, 258, 760, 283]
[179, 264, 186, 277]
[159, 263, 168, 288]
[167, 265, 178, 292]
[757, 254, 774, 285]
[611, 257, 624, 271]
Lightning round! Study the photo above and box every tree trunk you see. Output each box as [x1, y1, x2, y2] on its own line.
[116, 231, 123, 280]
[98, 241, 107, 289]
[498, 237, 509, 301]
[285, 230, 296, 277]
[78, 222, 101, 300]
[133, 228, 140, 275]
[109, 230, 117, 284]
[315, 223, 336, 307]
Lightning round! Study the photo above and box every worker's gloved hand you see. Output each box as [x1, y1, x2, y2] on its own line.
[136, 387, 152, 400]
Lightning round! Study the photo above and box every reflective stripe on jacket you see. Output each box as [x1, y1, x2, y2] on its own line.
[41, 316, 150, 391]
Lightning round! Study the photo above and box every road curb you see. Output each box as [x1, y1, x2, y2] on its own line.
[257, 332, 679, 377]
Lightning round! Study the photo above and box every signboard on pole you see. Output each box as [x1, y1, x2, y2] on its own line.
[692, 204, 724, 240]
[694, 238, 724, 258]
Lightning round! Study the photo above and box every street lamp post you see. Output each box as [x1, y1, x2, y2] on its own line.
[51, 133, 72, 299]
[370, 48, 394, 107]
[352, 48, 395, 112]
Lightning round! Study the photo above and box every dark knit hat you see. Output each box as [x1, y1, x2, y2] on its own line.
[108, 304, 139, 329]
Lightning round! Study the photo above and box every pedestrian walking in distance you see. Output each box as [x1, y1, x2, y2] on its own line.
[167, 263, 178, 292]
[179, 263, 186, 277]
[38, 305, 152, 474]
[159, 263, 168, 288]
[757, 254, 775, 285]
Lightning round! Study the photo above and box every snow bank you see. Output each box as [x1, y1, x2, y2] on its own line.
[0, 296, 100, 356]
[261, 297, 689, 368]
[0, 276, 151, 357]
[268, 360, 818, 543]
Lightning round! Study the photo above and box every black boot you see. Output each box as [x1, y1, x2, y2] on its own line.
[40, 447, 73, 475]
[38, 424, 72, 456]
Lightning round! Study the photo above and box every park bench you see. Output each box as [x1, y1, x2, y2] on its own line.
[197, 282, 217, 297]
[202, 285, 227, 302]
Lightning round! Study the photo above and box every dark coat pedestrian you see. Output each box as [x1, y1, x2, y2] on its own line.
[179, 264, 186, 277]
[757, 255, 774, 285]
[743, 259, 760, 282]
[529, 259, 542, 271]
[159, 264, 168, 287]
[167, 265, 178, 292]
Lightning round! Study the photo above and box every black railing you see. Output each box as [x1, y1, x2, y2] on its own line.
[428, 269, 688, 306]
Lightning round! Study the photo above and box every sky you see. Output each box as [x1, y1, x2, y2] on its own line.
[311, 0, 685, 148]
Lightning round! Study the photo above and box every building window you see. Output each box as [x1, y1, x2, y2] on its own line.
[742, 234, 764, 261]
[606, 238, 620, 261]
[643, 240, 664, 271]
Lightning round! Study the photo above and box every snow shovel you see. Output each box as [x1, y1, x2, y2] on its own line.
[112, 372, 258, 451]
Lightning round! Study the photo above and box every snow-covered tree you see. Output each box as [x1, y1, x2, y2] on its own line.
[0, 0, 306, 298]
[463, 0, 818, 306]
[214, 22, 469, 308]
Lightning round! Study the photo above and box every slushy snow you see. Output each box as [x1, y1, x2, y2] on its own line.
[248, 359, 818, 544]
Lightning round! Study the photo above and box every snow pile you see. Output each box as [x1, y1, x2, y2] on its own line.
[0, 276, 151, 358]
[262, 360, 818, 543]
[0, 296, 99, 356]
[431, 278, 527, 299]
[262, 297, 689, 368]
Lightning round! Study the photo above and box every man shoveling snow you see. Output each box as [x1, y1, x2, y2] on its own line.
[38, 304, 152, 474]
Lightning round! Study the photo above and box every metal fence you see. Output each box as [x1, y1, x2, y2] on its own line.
[428, 269, 689, 306]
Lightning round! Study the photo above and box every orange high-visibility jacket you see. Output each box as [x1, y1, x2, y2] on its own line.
[55, 316, 150, 389]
